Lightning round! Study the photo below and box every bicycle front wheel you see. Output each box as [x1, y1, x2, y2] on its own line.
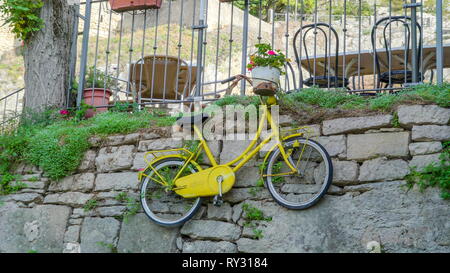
[140, 157, 203, 227]
[264, 137, 333, 210]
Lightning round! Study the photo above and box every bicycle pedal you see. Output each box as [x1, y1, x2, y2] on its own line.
[213, 195, 223, 207]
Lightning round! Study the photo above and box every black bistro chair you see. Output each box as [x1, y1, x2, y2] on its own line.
[371, 16, 422, 89]
[293, 23, 349, 89]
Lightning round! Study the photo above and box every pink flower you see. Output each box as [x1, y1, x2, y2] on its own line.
[60, 109, 69, 115]
[267, 50, 276, 55]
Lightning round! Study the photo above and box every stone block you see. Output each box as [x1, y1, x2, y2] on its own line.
[323, 115, 392, 135]
[95, 172, 139, 191]
[180, 220, 241, 241]
[409, 142, 443, 155]
[359, 157, 410, 182]
[95, 145, 135, 172]
[80, 217, 121, 253]
[347, 132, 409, 161]
[117, 213, 179, 253]
[412, 125, 450, 142]
[182, 240, 237, 253]
[48, 173, 95, 192]
[398, 105, 450, 126]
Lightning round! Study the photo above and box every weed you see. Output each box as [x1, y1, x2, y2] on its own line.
[253, 229, 264, 240]
[391, 112, 400, 128]
[406, 141, 450, 199]
[248, 187, 262, 197]
[96, 242, 118, 253]
[242, 203, 272, 222]
[83, 199, 99, 212]
[115, 192, 140, 223]
[27, 176, 39, 182]
[0, 172, 25, 195]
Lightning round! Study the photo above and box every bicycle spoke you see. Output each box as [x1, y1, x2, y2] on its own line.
[140, 159, 202, 226]
[265, 137, 332, 209]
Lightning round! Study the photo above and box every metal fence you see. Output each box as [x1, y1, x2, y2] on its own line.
[0, 0, 448, 130]
[73, 0, 447, 110]
[0, 88, 24, 134]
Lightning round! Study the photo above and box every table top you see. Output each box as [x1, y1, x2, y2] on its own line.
[299, 44, 450, 77]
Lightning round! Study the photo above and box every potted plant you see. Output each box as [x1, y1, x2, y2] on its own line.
[83, 66, 115, 118]
[108, 0, 163, 12]
[247, 43, 289, 88]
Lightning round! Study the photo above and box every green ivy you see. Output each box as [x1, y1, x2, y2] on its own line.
[0, 0, 44, 41]
[0, 109, 177, 181]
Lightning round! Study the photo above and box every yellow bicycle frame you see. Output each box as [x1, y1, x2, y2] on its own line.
[139, 95, 313, 190]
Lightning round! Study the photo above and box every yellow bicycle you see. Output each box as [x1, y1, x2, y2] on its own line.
[138, 75, 333, 227]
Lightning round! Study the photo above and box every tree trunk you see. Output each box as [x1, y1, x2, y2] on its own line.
[23, 0, 76, 111]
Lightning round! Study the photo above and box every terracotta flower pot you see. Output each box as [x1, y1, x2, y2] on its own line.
[109, 0, 162, 12]
[83, 88, 112, 118]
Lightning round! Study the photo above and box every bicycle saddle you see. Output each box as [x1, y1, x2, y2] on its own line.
[176, 113, 209, 127]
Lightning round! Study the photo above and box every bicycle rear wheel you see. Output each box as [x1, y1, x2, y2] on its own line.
[264, 137, 333, 210]
[140, 157, 203, 227]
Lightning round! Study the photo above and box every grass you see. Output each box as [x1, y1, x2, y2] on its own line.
[211, 83, 449, 113]
[0, 108, 177, 181]
[280, 83, 450, 112]
[209, 83, 449, 125]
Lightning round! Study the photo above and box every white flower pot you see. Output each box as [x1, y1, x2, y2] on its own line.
[251, 66, 281, 87]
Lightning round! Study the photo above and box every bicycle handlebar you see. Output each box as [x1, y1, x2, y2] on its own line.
[220, 76, 237, 84]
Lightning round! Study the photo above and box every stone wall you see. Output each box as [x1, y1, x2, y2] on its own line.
[0, 104, 449, 253]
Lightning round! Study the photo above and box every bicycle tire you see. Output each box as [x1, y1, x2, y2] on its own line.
[140, 157, 203, 227]
[264, 136, 333, 210]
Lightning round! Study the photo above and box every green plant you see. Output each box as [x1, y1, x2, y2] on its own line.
[27, 176, 39, 182]
[247, 43, 289, 74]
[96, 242, 118, 253]
[212, 95, 261, 108]
[83, 199, 99, 212]
[0, 0, 44, 41]
[114, 192, 129, 202]
[248, 186, 262, 197]
[115, 192, 140, 223]
[242, 203, 272, 240]
[0, 172, 25, 195]
[391, 112, 400, 128]
[0, 109, 175, 182]
[123, 197, 140, 223]
[242, 203, 272, 222]
[73, 102, 95, 121]
[110, 101, 139, 113]
[406, 142, 450, 199]
[85, 66, 116, 90]
[253, 229, 264, 240]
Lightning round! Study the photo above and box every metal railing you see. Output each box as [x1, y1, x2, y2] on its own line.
[0, 88, 24, 133]
[73, 0, 447, 107]
[0, 0, 447, 128]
